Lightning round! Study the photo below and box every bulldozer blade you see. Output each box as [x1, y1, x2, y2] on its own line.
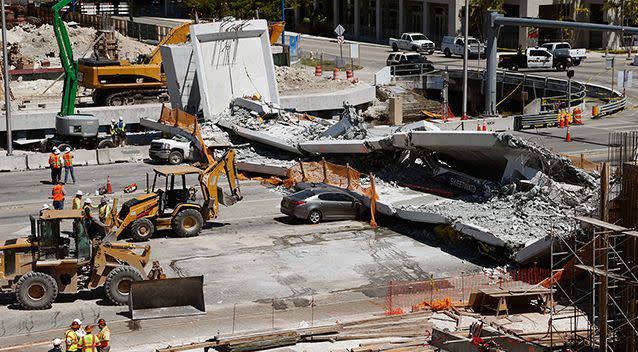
[129, 276, 205, 320]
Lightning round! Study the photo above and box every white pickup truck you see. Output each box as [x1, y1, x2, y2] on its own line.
[149, 137, 199, 165]
[540, 42, 586, 66]
[389, 33, 435, 54]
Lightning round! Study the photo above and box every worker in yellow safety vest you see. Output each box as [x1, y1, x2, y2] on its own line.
[72, 190, 83, 210]
[65, 320, 81, 352]
[96, 319, 111, 352]
[98, 197, 111, 224]
[77, 325, 100, 352]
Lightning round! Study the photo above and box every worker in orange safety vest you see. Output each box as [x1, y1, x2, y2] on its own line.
[63, 147, 76, 184]
[49, 147, 62, 184]
[52, 182, 66, 210]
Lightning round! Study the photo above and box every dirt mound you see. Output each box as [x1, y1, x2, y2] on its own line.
[275, 64, 356, 95]
[5, 23, 153, 62]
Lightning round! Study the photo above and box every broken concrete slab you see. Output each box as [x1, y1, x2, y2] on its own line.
[298, 139, 377, 154]
[236, 161, 289, 177]
[234, 97, 276, 115]
[218, 119, 302, 155]
[279, 85, 375, 112]
[160, 44, 200, 115]
[190, 20, 279, 120]
[396, 120, 441, 132]
[453, 222, 507, 247]
[432, 117, 514, 132]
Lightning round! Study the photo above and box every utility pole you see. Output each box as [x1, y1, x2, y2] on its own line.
[567, 69, 574, 116]
[461, 0, 469, 120]
[281, 0, 285, 45]
[1, 0, 12, 156]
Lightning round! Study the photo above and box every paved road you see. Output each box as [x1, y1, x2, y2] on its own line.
[0, 162, 484, 350]
[300, 35, 638, 160]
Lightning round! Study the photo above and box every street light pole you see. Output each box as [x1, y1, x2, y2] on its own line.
[461, 0, 469, 120]
[1, 0, 12, 156]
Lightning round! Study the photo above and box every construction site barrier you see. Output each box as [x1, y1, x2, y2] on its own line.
[129, 276, 206, 320]
[0, 155, 27, 172]
[383, 267, 552, 315]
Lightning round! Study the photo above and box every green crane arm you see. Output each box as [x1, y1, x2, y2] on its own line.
[53, 0, 78, 116]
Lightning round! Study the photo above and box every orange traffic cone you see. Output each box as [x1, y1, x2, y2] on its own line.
[559, 116, 564, 128]
[564, 115, 569, 128]
[482, 121, 487, 131]
[565, 127, 571, 142]
[106, 176, 113, 194]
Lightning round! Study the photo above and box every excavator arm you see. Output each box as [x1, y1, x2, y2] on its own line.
[53, 0, 79, 116]
[199, 149, 243, 220]
[145, 22, 192, 65]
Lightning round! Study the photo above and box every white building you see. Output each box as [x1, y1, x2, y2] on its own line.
[297, 0, 628, 49]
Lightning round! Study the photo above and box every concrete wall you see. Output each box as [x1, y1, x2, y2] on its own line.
[190, 20, 280, 119]
[0, 104, 163, 136]
[160, 44, 200, 115]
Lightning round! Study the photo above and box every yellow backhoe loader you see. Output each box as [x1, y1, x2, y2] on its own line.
[0, 209, 162, 309]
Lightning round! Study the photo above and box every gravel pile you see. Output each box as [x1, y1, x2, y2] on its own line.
[5, 23, 153, 62]
[275, 64, 356, 95]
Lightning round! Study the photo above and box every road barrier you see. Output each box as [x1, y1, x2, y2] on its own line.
[0, 155, 27, 172]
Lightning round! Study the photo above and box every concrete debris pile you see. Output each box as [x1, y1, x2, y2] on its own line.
[11, 78, 63, 98]
[217, 103, 333, 145]
[318, 104, 368, 140]
[275, 65, 356, 95]
[496, 133, 598, 188]
[5, 23, 153, 62]
[397, 171, 597, 251]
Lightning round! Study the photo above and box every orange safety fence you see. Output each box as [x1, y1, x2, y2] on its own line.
[384, 266, 552, 315]
[285, 159, 379, 227]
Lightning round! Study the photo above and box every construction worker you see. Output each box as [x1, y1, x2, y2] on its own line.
[73, 319, 86, 338]
[40, 203, 50, 215]
[98, 197, 111, 224]
[65, 320, 81, 352]
[109, 119, 118, 145]
[96, 319, 110, 352]
[73, 190, 84, 210]
[48, 338, 63, 352]
[77, 325, 100, 352]
[49, 147, 62, 184]
[116, 116, 126, 147]
[52, 181, 66, 210]
[63, 147, 76, 184]
[82, 198, 94, 230]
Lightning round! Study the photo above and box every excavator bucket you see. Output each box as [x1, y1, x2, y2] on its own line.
[218, 186, 239, 206]
[129, 276, 205, 320]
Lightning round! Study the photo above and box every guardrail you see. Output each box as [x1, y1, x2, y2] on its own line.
[389, 63, 435, 77]
[441, 67, 623, 130]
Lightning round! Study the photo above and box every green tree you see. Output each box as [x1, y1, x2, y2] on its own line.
[459, 0, 504, 40]
[184, 0, 311, 21]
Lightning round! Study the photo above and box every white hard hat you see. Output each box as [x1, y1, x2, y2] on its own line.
[53, 338, 62, 346]
[52, 146, 59, 151]
[53, 149, 60, 155]
[73, 319, 83, 325]
[65, 147, 71, 152]
[76, 190, 83, 196]
[42, 204, 50, 210]
[119, 116, 123, 121]
[84, 198, 92, 205]
[111, 118, 116, 123]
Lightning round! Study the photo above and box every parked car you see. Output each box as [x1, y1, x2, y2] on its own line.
[441, 36, 485, 58]
[498, 47, 572, 71]
[540, 42, 586, 66]
[389, 33, 435, 54]
[386, 52, 435, 75]
[280, 188, 366, 224]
